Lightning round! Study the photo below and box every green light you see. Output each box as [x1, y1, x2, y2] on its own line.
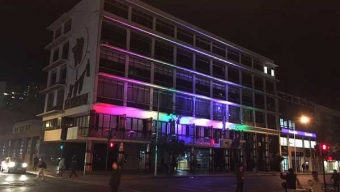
[60, 145, 64, 150]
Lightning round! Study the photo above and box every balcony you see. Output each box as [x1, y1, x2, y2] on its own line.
[44, 31, 71, 50]
[85, 128, 152, 142]
[43, 58, 67, 72]
[40, 83, 66, 94]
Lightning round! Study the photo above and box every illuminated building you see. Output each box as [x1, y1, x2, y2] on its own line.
[39, 0, 279, 173]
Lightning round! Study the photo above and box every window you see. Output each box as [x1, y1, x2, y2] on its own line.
[254, 93, 264, 109]
[155, 41, 173, 63]
[177, 28, 193, 44]
[241, 72, 252, 87]
[101, 22, 127, 48]
[311, 141, 316, 148]
[60, 65, 67, 82]
[304, 140, 310, 148]
[228, 86, 240, 104]
[156, 19, 174, 37]
[266, 80, 275, 94]
[195, 76, 210, 96]
[253, 60, 263, 71]
[99, 49, 126, 77]
[47, 92, 54, 110]
[254, 76, 264, 91]
[213, 102, 225, 121]
[212, 61, 225, 79]
[130, 32, 151, 56]
[267, 114, 277, 129]
[228, 66, 239, 83]
[96, 114, 118, 129]
[56, 88, 65, 107]
[176, 48, 193, 69]
[97, 77, 124, 105]
[54, 27, 61, 39]
[62, 41, 69, 59]
[176, 70, 193, 92]
[241, 54, 252, 67]
[50, 70, 57, 86]
[196, 36, 210, 51]
[242, 109, 253, 126]
[271, 69, 275, 77]
[128, 57, 151, 82]
[53, 48, 59, 62]
[264, 66, 268, 74]
[44, 119, 58, 129]
[64, 19, 72, 33]
[242, 89, 253, 106]
[266, 96, 276, 111]
[212, 42, 225, 57]
[131, 9, 153, 29]
[154, 63, 173, 87]
[104, 0, 128, 18]
[229, 105, 240, 124]
[175, 94, 193, 116]
[227, 48, 239, 62]
[126, 118, 145, 131]
[195, 55, 210, 74]
[255, 111, 265, 127]
[127, 83, 150, 109]
[280, 137, 288, 146]
[153, 89, 173, 113]
[195, 98, 210, 119]
[213, 82, 225, 99]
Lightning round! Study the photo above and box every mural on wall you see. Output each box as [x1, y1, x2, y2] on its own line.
[65, 27, 91, 109]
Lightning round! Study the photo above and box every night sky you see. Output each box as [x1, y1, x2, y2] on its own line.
[1, 0, 340, 109]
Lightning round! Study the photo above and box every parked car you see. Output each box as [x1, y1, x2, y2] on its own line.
[1, 157, 27, 173]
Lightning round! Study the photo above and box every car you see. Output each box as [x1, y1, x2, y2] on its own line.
[1, 157, 27, 174]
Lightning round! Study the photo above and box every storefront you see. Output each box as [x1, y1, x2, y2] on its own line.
[280, 128, 317, 172]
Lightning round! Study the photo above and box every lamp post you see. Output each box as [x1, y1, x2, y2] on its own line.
[296, 115, 310, 173]
[154, 90, 161, 176]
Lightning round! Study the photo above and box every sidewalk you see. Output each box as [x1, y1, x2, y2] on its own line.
[26, 165, 282, 186]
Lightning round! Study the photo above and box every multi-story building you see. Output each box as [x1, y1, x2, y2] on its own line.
[39, 0, 279, 173]
[314, 104, 340, 172]
[278, 91, 317, 172]
[1, 82, 43, 109]
[0, 120, 43, 167]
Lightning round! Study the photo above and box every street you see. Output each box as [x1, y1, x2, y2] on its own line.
[0, 171, 333, 192]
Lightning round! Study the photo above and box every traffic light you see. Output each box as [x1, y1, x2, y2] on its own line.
[109, 142, 114, 148]
[314, 145, 320, 157]
[60, 144, 64, 150]
[106, 128, 112, 140]
[320, 144, 329, 157]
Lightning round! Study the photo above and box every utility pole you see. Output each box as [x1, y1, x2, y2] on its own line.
[154, 90, 161, 176]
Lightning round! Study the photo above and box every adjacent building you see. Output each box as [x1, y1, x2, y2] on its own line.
[0, 120, 43, 166]
[39, 0, 279, 173]
[278, 91, 317, 172]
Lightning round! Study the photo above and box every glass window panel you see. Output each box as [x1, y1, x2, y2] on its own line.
[304, 140, 310, 148]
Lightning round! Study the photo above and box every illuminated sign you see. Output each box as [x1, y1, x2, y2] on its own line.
[281, 128, 316, 138]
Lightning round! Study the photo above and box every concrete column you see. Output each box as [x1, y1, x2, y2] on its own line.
[225, 148, 230, 172]
[118, 142, 124, 167]
[145, 144, 150, 172]
[253, 133, 257, 172]
[209, 148, 213, 172]
[265, 135, 270, 171]
[84, 140, 94, 174]
[190, 146, 195, 174]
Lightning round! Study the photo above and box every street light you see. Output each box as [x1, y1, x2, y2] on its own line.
[292, 115, 310, 173]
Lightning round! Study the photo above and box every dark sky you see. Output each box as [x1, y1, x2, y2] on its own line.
[1, 0, 340, 109]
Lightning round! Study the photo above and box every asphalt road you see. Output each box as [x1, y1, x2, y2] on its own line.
[0, 171, 333, 192]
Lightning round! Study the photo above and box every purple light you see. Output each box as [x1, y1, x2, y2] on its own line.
[281, 128, 316, 138]
[103, 15, 251, 72]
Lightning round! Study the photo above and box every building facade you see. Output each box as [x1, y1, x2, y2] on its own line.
[314, 104, 340, 172]
[40, 0, 279, 173]
[0, 120, 43, 166]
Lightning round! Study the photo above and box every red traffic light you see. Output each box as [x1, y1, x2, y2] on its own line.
[328, 156, 333, 161]
[322, 144, 328, 150]
[110, 142, 114, 148]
